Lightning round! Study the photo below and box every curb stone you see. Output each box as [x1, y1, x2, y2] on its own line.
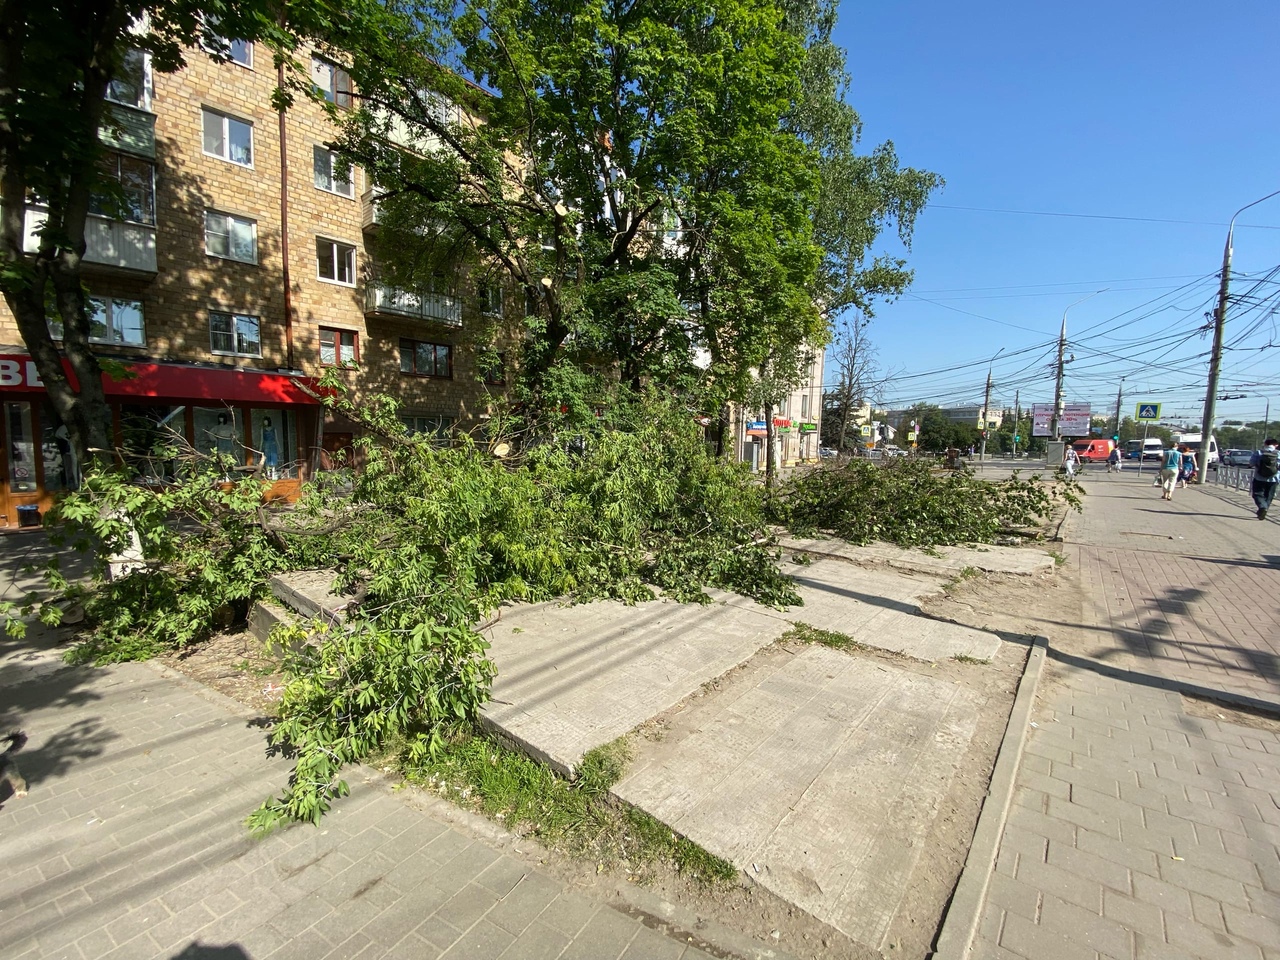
[929, 635, 1048, 960]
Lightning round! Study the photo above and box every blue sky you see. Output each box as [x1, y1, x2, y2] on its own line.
[833, 0, 1280, 429]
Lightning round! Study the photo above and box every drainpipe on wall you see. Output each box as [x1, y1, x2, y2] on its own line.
[277, 60, 296, 373]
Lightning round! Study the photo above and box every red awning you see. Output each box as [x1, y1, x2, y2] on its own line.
[0, 354, 319, 405]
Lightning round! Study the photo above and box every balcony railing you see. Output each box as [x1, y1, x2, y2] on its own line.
[24, 208, 157, 275]
[100, 103, 156, 160]
[364, 283, 462, 327]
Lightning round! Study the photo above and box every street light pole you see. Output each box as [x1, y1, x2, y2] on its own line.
[1112, 378, 1125, 438]
[980, 347, 1005, 463]
[1051, 289, 1108, 440]
[1198, 189, 1280, 483]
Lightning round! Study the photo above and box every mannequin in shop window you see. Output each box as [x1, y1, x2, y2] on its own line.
[206, 413, 237, 457]
[261, 417, 279, 480]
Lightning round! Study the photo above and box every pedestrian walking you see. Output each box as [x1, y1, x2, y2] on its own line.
[1178, 447, 1197, 488]
[1063, 445, 1080, 479]
[1249, 438, 1279, 520]
[1107, 447, 1121, 473]
[1159, 445, 1182, 500]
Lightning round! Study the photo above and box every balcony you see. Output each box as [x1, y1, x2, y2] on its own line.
[361, 190, 383, 231]
[364, 283, 461, 327]
[24, 208, 157, 276]
[100, 103, 156, 160]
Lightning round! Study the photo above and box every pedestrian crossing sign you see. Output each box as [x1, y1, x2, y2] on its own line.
[1135, 403, 1161, 421]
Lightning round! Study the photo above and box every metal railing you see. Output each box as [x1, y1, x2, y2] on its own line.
[1214, 463, 1253, 492]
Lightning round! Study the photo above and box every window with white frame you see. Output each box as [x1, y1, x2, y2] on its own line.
[202, 108, 253, 166]
[89, 152, 155, 224]
[106, 49, 150, 110]
[316, 238, 356, 285]
[319, 327, 358, 366]
[204, 211, 257, 263]
[210, 312, 261, 357]
[477, 280, 503, 316]
[313, 146, 353, 197]
[401, 414, 455, 445]
[49, 297, 145, 346]
[800, 393, 809, 418]
[311, 56, 352, 108]
[201, 21, 253, 68]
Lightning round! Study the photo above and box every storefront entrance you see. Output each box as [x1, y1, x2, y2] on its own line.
[0, 353, 320, 529]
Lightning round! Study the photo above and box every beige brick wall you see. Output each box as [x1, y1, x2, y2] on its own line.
[0, 43, 517, 430]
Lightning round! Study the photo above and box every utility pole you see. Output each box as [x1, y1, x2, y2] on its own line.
[981, 347, 1004, 462]
[1112, 378, 1125, 438]
[1050, 314, 1067, 441]
[1199, 189, 1280, 483]
[1012, 389, 1021, 458]
[1051, 289, 1107, 441]
[980, 367, 994, 463]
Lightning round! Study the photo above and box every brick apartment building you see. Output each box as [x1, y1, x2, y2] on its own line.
[0, 40, 513, 528]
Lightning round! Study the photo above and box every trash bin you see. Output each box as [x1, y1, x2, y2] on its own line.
[16, 504, 41, 528]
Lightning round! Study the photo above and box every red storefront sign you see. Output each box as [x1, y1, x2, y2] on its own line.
[0, 354, 319, 404]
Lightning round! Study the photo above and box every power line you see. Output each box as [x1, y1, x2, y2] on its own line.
[930, 204, 1280, 230]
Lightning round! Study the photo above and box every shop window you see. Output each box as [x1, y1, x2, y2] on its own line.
[311, 56, 352, 108]
[5, 401, 36, 494]
[120, 404, 184, 482]
[313, 146, 354, 197]
[210, 311, 261, 357]
[399, 338, 452, 378]
[316, 237, 356, 285]
[202, 108, 253, 166]
[106, 49, 150, 110]
[250, 409, 298, 479]
[194, 407, 241, 463]
[320, 327, 358, 366]
[477, 281, 503, 316]
[49, 297, 145, 347]
[801, 393, 809, 418]
[401, 415, 455, 446]
[40, 403, 78, 492]
[479, 349, 506, 385]
[89, 152, 155, 225]
[205, 210, 257, 263]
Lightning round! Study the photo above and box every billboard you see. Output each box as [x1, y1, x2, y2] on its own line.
[1031, 402, 1091, 437]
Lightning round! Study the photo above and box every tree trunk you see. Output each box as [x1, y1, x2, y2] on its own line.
[763, 401, 775, 489]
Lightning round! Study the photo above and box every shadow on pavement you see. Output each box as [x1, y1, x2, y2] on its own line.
[1046, 646, 1280, 715]
[171, 945, 252, 960]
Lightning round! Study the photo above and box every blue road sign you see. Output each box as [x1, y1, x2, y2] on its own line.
[1135, 403, 1161, 421]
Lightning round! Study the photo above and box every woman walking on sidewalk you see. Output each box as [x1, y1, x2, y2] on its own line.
[1160, 445, 1182, 501]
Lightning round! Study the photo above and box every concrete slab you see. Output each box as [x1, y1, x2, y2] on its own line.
[480, 596, 788, 777]
[268, 568, 351, 625]
[734, 557, 1003, 662]
[614, 646, 979, 952]
[780, 536, 1056, 578]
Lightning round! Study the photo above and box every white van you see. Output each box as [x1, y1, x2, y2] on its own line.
[1174, 434, 1219, 468]
[1126, 438, 1164, 461]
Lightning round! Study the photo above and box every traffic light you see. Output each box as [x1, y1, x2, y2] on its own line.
[1014, 435, 1021, 442]
[1112, 434, 1120, 443]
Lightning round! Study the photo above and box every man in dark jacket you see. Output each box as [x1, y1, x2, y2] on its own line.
[1250, 439, 1279, 520]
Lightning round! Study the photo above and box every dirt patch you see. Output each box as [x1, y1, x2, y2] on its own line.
[1181, 693, 1280, 732]
[158, 631, 287, 717]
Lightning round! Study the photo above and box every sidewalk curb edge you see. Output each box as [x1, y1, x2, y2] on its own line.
[930, 634, 1048, 960]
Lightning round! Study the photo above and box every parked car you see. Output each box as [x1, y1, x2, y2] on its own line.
[883, 445, 907, 457]
[1222, 448, 1254, 467]
[819, 446, 838, 459]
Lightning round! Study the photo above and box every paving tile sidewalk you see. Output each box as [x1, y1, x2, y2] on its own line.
[0, 646, 717, 960]
[968, 479, 1280, 960]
